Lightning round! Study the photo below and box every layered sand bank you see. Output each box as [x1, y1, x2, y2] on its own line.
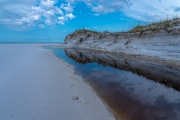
[63, 19, 180, 66]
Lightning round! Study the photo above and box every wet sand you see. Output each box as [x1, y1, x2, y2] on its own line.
[0, 44, 113, 120]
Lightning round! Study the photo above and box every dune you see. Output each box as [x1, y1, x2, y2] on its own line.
[63, 18, 180, 66]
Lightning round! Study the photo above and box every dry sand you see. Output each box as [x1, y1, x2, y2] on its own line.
[0, 44, 113, 120]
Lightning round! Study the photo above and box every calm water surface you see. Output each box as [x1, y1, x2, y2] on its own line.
[50, 47, 180, 120]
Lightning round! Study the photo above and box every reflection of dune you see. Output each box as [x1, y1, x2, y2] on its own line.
[65, 49, 180, 91]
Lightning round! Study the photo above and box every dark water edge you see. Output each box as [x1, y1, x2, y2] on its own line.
[47, 47, 180, 120]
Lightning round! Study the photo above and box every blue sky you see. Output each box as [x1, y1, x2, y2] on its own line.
[0, 0, 180, 42]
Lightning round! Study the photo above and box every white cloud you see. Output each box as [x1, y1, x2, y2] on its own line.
[58, 16, 65, 21]
[124, 0, 180, 21]
[93, 14, 99, 16]
[54, 7, 64, 15]
[0, 0, 75, 30]
[81, 0, 132, 13]
[61, 3, 74, 13]
[41, 0, 55, 8]
[57, 16, 65, 24]
[80, 0, 180, 21]
[1, 0, 180, 30]
[38, 24, 45, 28]
[66, 0, 74, 4]
[66, 13, 75, 19]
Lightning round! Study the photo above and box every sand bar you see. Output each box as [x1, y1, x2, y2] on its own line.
[0, 44, 113, 120]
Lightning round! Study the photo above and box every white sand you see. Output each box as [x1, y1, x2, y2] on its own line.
[0, 44, 113, 120]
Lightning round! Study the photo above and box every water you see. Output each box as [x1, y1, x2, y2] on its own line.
[51, 47, 180, 120]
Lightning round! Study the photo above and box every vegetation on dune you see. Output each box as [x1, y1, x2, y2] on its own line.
[73, 29, 99, 34]
[129, 18, 180, 32]
[65, 29, 100, 41]
[66, 18, 180, 40]
[129, 26, 144, 32]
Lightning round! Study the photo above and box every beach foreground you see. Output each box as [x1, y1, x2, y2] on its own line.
[0, 44, 113, 120]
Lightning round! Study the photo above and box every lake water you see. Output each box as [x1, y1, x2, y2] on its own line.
[50, 47, 180, 120]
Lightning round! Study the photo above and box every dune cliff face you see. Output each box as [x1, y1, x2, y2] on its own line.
[64, 19, 180, 64]
[64, 29, 180, 64]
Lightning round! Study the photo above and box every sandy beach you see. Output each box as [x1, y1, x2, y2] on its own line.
[0, 44, 113, 120]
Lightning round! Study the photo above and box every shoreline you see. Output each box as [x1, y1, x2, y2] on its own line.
[55, 44, 180, 68]
[48, 47, 114, 120]
[0, 44, 113, 120]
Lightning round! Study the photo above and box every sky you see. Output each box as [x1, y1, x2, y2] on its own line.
[0, 0, 180, 42]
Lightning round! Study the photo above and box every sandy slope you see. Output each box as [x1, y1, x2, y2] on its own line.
[64, 29, 180, 66]
[0, 44, 113, 120]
